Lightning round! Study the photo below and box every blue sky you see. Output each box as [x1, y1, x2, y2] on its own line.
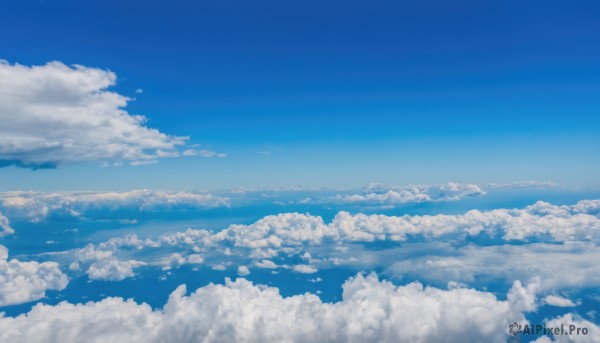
[1, 2, 600, 342]
[0, 0, 598, 190]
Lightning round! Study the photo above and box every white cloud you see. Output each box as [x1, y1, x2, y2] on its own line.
[74, 200, 600, 279]
[0, 60, 225, 168]
[0, 190, 229, 221]
[87, 258, 145, 281]
[237, 265, 250, 276]
[0, 244, 68, 306]
[187, 254, 204, 264]
[292, 264, 318, 274]
[0, 212, 14, 236]
[385, 242, 600, 291]
[333, 182, 486, 205]
[0, 273, 540, 343]
[544, 295, 577, 307]
[255, 260, 278, 269]
[72, 244, 145, 281]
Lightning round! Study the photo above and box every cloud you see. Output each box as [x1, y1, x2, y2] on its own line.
[68, 200, 599, 280]
[255, 260, 278, 269]
[292, 264, 318, 274]
[0, 273, 540, 343]
[181, 149, 226, 158]
[0, 190, 229, 222]
[0, 212, 14, 236]
[70, 244, 145, 281]
[237, 265, 250, 276]
[385, 242, 600, 291]
[0, 60, 223, 168]
[544, 295, 577, 307]
[0, 244, 68, 306]
[487, 180, 559, 189]
[332, 182, 486, 205]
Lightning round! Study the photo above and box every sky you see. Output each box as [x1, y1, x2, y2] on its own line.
[0, 0, 599, 190]
[1, 1, 600, 342]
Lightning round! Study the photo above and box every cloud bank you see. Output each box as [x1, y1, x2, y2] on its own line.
[0, 273, 539, 343]
[70, 200, 599, 282]
[385, 242, 600, 291]
[0, 190, 229, 221]
[333, 182, 486, 205]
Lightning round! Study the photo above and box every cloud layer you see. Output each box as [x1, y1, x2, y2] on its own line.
[69, 200, 599, 282]
[0, 190, 229, 221]
[333, 182, 486, 205]
[385, 242, 600, 291]
[0, 273, 539, 343]
[0, 60, 222, 168]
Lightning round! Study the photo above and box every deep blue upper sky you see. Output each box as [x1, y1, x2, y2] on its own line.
[0, 0, 598, 189]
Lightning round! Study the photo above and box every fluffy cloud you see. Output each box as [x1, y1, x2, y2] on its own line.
[73, 200, 599, 279]
[0, 273, 540, 343]
[0, 60, 223, 168]
[237, 265, 250, 276]
[292, 264, 318, 274]
[329, 200, 600, 242]
[0, 244, 68, 306]
[0, 190, 229, 221]
[206, 200, 600, 257]
[332, 182, 486, 205]
[0, 212, 14, 237]
[70, 244, 145, 281]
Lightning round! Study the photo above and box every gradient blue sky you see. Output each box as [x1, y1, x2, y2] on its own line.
[0, 0, 598, 190]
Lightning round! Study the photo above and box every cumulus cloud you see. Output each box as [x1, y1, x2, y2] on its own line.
[70, 244, 145, 281]
[0, 212, 14, 237]
[0, 273, 540, 343]
[237, 265, 250, 276]
[0, 190, 229, 221]
[333, 182, 486, 205]
[255, 260, 278, 269]
[0, 60, 223, 168]
[205, 200, 600, 257]
[70, 200, 599, 279]
[330, 200, 600, 242]
[0, 244, 68, 306]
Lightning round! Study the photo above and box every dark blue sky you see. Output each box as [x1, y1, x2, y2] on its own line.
[1, 0, 599, 189]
